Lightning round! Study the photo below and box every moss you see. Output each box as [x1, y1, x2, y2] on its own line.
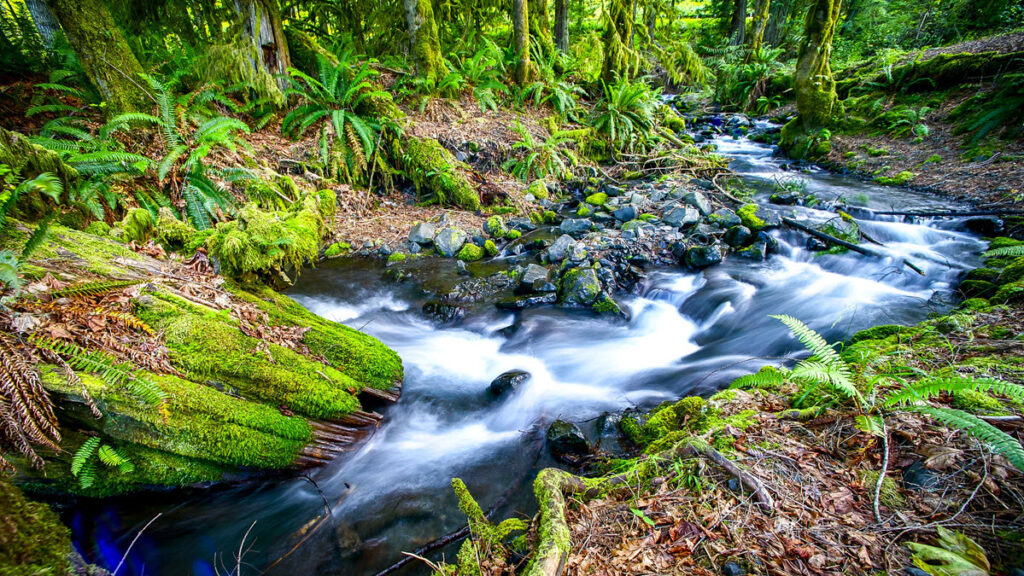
[849, 324, 909, 344]
[576, 203, 593, 217]
[663, 114, 686, 132]
[120, 207, 156, 244]
[324, 242, 350, 258]
[484, 215, 508, 238]
[959, 298, 991, 311]
[402, 137, 480, 210]
[952, 390, 1007, 414]
[874, 171, 915, 186]
[457, 244, 485, 262]
[155, 206, 195, 251]
[923, 154, 942, 164]
[638, 213, 657, 222]
[484, 240, 498, 256]
[585, 192, 608, 206]
[387, 252, 407, 264]
[0, 476, 71, 575]
[992, 281, 1024, 305]
[966, 267, 1000, 283]
[135, 292, 363, 419]
[84, 220, 111, 236]
[32, 222, 144, 276]
[860, 470, 906, 509]
[736, 203, 765, 230]
[407, 0, 446, 87]
[999, 257, 1024, 284]
[506, 229, 522, 240]
[527, 179, 550, 200]
[592, 293, 623, 316]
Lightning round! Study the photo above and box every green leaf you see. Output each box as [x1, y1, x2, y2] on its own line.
[910, 405, 1024, 473]
[630, 507, 656, 527]
[71, 437, 100, 477]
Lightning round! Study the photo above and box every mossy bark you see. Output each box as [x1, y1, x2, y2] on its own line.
[404, 0, 446, 87]
[747, 0, 771, 56]
[513, 0, 534, 85]
[401, 136, 481, 210]
[602, 0, 638, 83]
[780, 0, 843, 158]
[529, 0, 555, 60]
[554, 0, 569, 52]
[44, 0, 150, 114]
[763, 0, 794, 47]
[234, 0, 292, 93]
[0, 476, 72, 575]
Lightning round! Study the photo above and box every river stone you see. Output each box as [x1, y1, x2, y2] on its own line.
[663, 206, 700, 228]
[496, 292, 557, 310]
[806, 237, 828, 251]
[422, 301, 465, 324]
[710, 208, 742, 228]
[735, 240, 767, 261]
[614, 205, 638, 222]
[489, 369, 531, 396]
[683, 190, 712, 215]
[758, 230, 779, 254]
[508, 217, 538, 232]
[560, 218, 592, 237]
[408, 222, 436, 245]
[519, 264, 550, 288]
[546, 234, 576, 262]
[902, 460, 941, 492]
[546, 419, 591, 463]
[964, 217, 1002, 236]
[434, 227, 467, 257]
[559, 268, 602, 306]
[567, 242, 588, 263]
[721, 561, 746, 576]
[723, 225, 752, 247]
[483, 217, 508, 237]
[684, 245, 723, 269]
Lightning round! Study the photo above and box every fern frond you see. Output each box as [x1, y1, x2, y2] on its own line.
[984, 245, 1024, 258]
[911, 406, 1024, 472]
[884, 376, 1024, 407]
[32, 337, 166, 404]
[730, 370, 787, 389]
[94, 309, 155, 335]
[20, 215, 54, 261]
[97, 444, 135, 474]
[71, 437, 100, 477]
[51, 280, 139, 299]
[0, 332, 60, 469]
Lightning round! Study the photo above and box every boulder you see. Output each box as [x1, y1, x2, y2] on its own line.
[489, 369, 531, 396]
[434, 227, 467, 257]
[519, 264, 550, 289]
[663, 206, 700, 228]
[614, 205, 638, 222]
[422, 301, 465, 324]
[559, 268, 602, 306]
[507, 217, 538, 232]
[546, 419, 591, 463]
[546, 234, 577, 262]
[483, 216, 508, 237]
[709, 208, 742, 229]
[735, 240, 767, 261]
[723, 225, 752, 247]
[408, 222, 436, 246]
[560, 218, 592, 237]
[683, 190, 712, 215]
[684, 245, 722, 269]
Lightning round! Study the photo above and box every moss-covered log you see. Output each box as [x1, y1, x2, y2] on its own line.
[835, 50, 1024, 98]
[0, 475, 74, 574]
[780, 0, 843, 158]
[400, 136, 481, 210]
[404, 0, 446, 87]
[44, 0, 150, 114]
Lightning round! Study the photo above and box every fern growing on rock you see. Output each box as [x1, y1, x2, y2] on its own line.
[71, 436, 134, 490]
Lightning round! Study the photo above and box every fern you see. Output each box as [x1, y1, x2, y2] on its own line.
[33, 337, 166, 405]
[772, 315, 863, 405]
[71, 437, 100, 478]
[729, 369, 787, 389]
[97, 444, 135, 474]
[983, 245, 1024, 258]
[884, 376, 1024, 407]
[910, 405, 1024, 473]
[20, 215, 54, 261]
[51, 280, 139, 299]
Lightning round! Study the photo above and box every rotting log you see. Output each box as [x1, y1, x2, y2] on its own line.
[782, 217, 924, 275]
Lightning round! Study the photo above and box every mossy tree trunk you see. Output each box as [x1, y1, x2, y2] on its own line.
[513, 0, 534, 85]
[554, 0, 569, 52]
[25, 0, 59, 47]
[747, 0, 770, 56]
[404, 0, 446, 88]
[780, 0, 843, 157]
[44, 0, 150, 114]
[233, 0, 291, 92]
[727, 0, 747, 45]
[763, 0, 793, 47]
[529, 0, 555, 61]
[602, 0, 636, 83]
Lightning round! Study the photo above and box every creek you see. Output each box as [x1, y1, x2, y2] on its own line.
[68, 128, 986, 576]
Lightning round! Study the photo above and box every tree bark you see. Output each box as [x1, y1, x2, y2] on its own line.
[404, 0, 446, 87]
[747, 0, 771, 56]
[25, 0, 59, 47]
[728, 0, 747, 46]
[554, 0, 568, 52]
[763, 0, 792, 47]
[234, 0, 291, 92]
[529, 0, 554, 60]
[513, 0, 533, 85]
[44, 0, 150, 114]
[780, 0, 843, 156]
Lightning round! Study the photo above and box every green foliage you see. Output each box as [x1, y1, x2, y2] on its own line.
[907, 526, 991, 576]
[283, 49, 391, 184]
[714, 47, 785, 111]
[591, 78, 660, 156]
[503, 120, 580, 181]
[400, 137, 480, 210]
[33, 337, 167, 405]
[447, 478, 527, 575]
[909, 406, 1024, 472]
[51, 280, 139, 299]
[949, 71, 1024, 143]
[659, 41, 709, 89]
[984, 245, 1024, 258]
[71, 437, 135, 490]
[771, 314, 863, 406]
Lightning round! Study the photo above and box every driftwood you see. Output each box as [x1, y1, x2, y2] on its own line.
[782, 217, 925, 276]
[525, 437, 774, 576]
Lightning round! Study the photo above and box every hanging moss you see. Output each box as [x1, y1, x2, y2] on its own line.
[0, 127, 79, 188]
[602, 0, 641, 83]
[400, 137, 480, 211]
[199, 38, 286, 107]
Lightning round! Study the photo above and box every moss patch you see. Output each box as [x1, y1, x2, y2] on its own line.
[0, 476, 71, 575]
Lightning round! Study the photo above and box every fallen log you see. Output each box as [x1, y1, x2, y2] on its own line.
[782, 217, 925, 276]
[873, 210, 1024, 217]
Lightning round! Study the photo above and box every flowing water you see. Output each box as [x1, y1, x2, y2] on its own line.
[68, 129, 987, 576]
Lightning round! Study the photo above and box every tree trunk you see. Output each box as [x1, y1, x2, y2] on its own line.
[234, 0, 291, 92]
[728, 0, 747, 46]
[513, 0, 533, 85]
[780, 0, 843, 157]
[25, 0, 59, 47]
[529, 0, 554, 60]
[763, 0, 792, 47]
[44, 0, 149, 114]
[554, 0, 568, 52]
[404, 0, 445, 87]
[747, 0, 771, 56]
[602, 0, 635, 83]
[645, 1, 657, 44]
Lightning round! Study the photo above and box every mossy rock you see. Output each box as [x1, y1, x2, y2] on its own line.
[999, 257, 1024, 284]
[402, 137, 480, 211]
[527, 180, 550, 200]
[119, 207, 156, 244]
[155, 207, 195, 251]
[848, 324, 909, 344]
[960, 279, 998, 299]
[0, 476, 73, 575]
[736, 203, 766, 231]
[585, 192, 608, 206]
[457, 244, 485, 262]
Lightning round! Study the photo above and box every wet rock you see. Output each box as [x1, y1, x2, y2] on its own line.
[758, 230, 779, 254]
[532, 279, 557, 292]
[519, 264, 550, 289]
[559, 268, 602, 306]
[434, 227, 467, 257]
[546, 234, 577, 262]
[806, 237, 828, 251]
[684, 245, 722, 269]
[683, 190, 713, 215]
[560, 218, 592, 237]
[455, 260, 469, 275]
[508, 217, 539, 232]
[614, 205, 638, 222]
[422, 301, 465, 324]
[567, 242, 589, 263]
[902, 460, 940, 492]
[408, 241, 421, 254]
[547, 419, 591, 463]
[496, 292, 558, 310]
[604, 184, 625, 197]
[689, 178, 715, 192]
[710, 208, 742, 228]
[489, 369, 531, 396]
[408, 222, 436, 245]
[663, 206, 701, 228]
[964, 217, 1002, 236]
[483, 216, 508, 237]
[723, 225, 752, 247]
[904, 567, 931, 576]
[735, 240, 767, 261]
[721, 561, 745, 576]
[769, 192, 800, 205]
